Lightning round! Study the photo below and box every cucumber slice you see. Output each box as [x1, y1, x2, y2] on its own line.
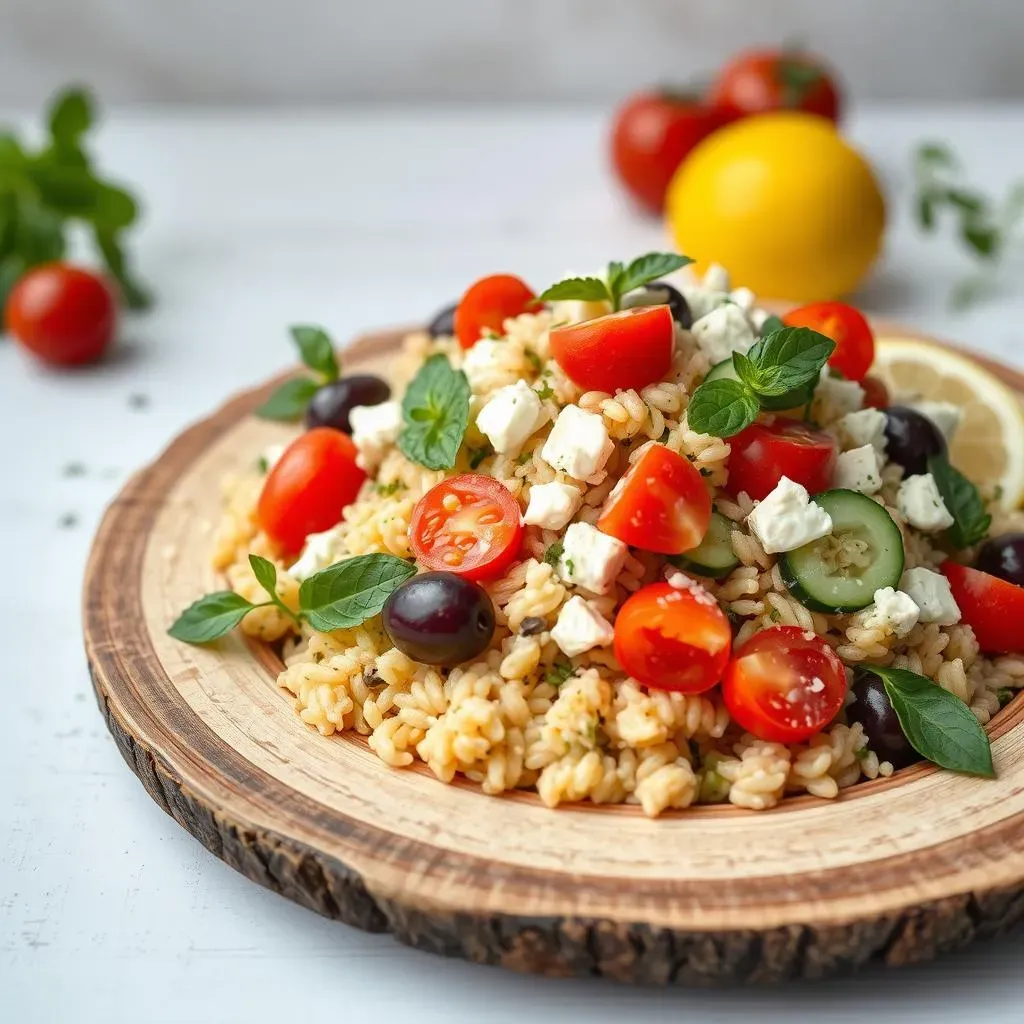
[670, 511, 739, 578]
[780, 490, 904, 613]
[704, 357, 815, 411]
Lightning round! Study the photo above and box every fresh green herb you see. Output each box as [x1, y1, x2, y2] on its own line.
[776, 54, 824, 108]
[545, 661, 575, 687]
[256, 455, 270, 474]
[248, 555, 301, 624]
[927, 454, 991, 548]
[758, 314, 786, 337]
[467, 445, 492, 470]
[997, 687, 1015, 709]
[524, 349, 543, 372]
[62, 461, 87, 477]
[57, 512, 79, 530]
[543, 540, 564, 568]
[256, 325, 341, 422]
[536, 252, 693, 311]
[686, 326, 834, 437]
[375, 480, 405, 497]
[168, 591, 261, 644]
[127, 392, 150, 410]
[516, 450, 533, 465]
[857, 665, 994, 777]
[535, 379, 556, 402]
[565, 558, 576, 575]
[398, 354, 471, 470]
[0, 86, 151, 312]
[854, 745, 870, 761]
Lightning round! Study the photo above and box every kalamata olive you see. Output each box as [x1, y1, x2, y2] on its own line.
[622, 281, 693, 329]
[883, 405, 948, 477]
[975, 533, 1024, 588]
[382, 571, 495, 666]
[304, 374, 390, 433]
[519, 615, 546, 636]
[427, 302, 457, 338]
[849, 672, 921, 770]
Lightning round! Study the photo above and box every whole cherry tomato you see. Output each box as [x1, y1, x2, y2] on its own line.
[784, 301, 874, 382]
[725, 421, 837, 501]
[708, 48, 842, 123]
[410, 474, 524, 581]
[610, 91, 730, 214]
[257, 428, 366, 553]
[941, 561, 1024, 655]
[5, 263, 116, 366]
[454, 274, 538, 350]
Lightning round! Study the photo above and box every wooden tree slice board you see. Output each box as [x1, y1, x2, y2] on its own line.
[83, 325, 1024, 986]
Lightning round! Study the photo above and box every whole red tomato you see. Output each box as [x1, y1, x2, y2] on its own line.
[5, 263, 116, 367]
[610, 91, 729, 214]
[708, 48, 842, 123]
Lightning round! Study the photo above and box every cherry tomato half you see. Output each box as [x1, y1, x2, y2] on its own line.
[614, 579, 732, 694]
[783, 301, 874, 382]
[257, 428, 366, 553]
[708, 48, 842, 124]
[5, 263, 116, 367]
[722, 625, 847, 743]
[860, 374, 890, 410]
[725, 421, 836, 501]
[610, 91, 730, 215]
[941, 561, 1024, 655]
[597, 444, 711, 554]
[550, 305, 674, 393]
[454, 274, 538, 350]
[410, 474, 524, 581]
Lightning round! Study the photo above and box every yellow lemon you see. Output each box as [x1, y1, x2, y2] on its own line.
[665, 112, 886, 302]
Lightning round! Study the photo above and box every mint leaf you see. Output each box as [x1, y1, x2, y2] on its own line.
[927, 455, 991, 548]
[544, 661, 575, 687]
[614, 252, 693, 304]
[255, 376, 319, 421]
[543, 540, 564, 568]
[745, 326, 835, 395]
[398, 354, 470, 470]
[731, 351, 761, 392]
[467, 444, 492, 470]
[536, 276, 610, 304]
[686, 379, 760, 438]
[94, 226, 151, 310]
[299, 554, 417, 632]
[860, 665, 994, 777]
[606, 260, 625, 298]
[758, 314, 785, 336]
[290, 325, 339, 380]
[168, 591, 258, 644]
[47, 88, 93, 148]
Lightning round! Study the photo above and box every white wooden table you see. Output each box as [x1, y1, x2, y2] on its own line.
[2, 105, 1024, 1023]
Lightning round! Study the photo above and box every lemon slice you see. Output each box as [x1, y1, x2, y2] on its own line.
[872, 336, 1024, 509]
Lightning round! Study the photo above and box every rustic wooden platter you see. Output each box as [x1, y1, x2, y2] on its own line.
[83, 324, 1024, 986]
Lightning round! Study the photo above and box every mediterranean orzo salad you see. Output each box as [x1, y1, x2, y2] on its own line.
[171, 253, 1024, 817]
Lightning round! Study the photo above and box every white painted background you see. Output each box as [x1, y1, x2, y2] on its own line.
[2, 0, 1023, 106]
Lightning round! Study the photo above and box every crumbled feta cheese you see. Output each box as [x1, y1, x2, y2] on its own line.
[901, 567, 961, 625]
[909, 400, 962, 443]
[729, 287, 756, 312]
[835, 408, 888, 454]
[746, 476, 833, 554]
[288, 524, 344, 581]
[349, 400, 403, 470]
[897, 473, 955, 532]
[860, 587, 920, 638]
[523, 481, 581, 531]
[813, 367, 865, 423]
[833, 444, 883, 494]
[691, 303, 756, 366]
[540, 405, 614, 483]
[703, 263, 731, 292]
[558, 521, 628, 594]
[261, 443, 286, 472]
[461, 339, 505, 389]
[550, 596, 615, 657]
[665, 570, 719, 609]
[475, 380, 546, 454]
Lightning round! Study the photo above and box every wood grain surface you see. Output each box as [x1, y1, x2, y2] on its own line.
[83, 326, 1024, 985]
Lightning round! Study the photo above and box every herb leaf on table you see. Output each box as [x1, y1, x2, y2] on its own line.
[255, 324, 341, 422]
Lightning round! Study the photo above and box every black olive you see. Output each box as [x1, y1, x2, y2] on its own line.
[304, 375, 391, 433]
[622, 281, 692, 329]
[427, 303, 457, 338]
[519, 616, 547, 636]
[975, 533, 1024, 588]
[883, 406, 948, 477]
[849, 671, 922, 770]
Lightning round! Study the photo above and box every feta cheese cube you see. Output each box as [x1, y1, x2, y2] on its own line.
[461, 339, 504, 390]
[349, 400, 403, 470]
[835, 408, 888, 454]
[813, 367, 865, 423]
[900, 567, 961, 625]
[703, 263, 731, 292]
[746, 476, 833, 554]
[729, 287, 756, 313]
[860, 587, 920, 638]
[523, 481, 582, 531]
[910, 400, 962, 443]
[833, 444, 883, 494]
[550, 596, 615, 657]
[897, 473, 954, 533]
[691, 303, 756, 366]
[558, 521, 628, 594]
[540, 405, 614, 482]
[288, 523, 344, 581]
[476, 380, 546, 454]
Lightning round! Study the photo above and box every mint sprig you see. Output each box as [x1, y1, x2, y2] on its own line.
[398, 353, 470, 470]
[857, 665, 994, 777]
[168, 553, 415, 644]
[687, 326, 835, 437]
[927, 454, 991, 549]
[537, 252, 693, 312]
[256, 324, 341, 422]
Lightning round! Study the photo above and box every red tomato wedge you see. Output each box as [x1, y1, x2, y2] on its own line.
[597, 444, 711, 554]
[783, 301, 874, 382]
[613, 579, 732, 694]
[721, 625, 847, 743]
[454, 274, 538, 350]
[941, 562, 1024, 654]
[725, 420, 836, 501]
[550, 305, 674, 393]
[258, 428, 366, 554]
[410, 474, 524, 581]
